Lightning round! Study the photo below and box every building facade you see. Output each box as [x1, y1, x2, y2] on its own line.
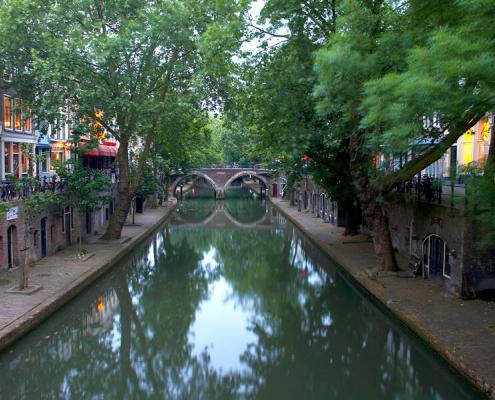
[0, 81, 36, 181]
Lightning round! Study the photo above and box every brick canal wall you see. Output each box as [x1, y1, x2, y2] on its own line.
[272, 173, 495, 298]
[268, 197, 493, 399]
[385, 195, 495, 297]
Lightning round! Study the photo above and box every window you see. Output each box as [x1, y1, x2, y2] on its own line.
[21, 144, 28, 176]
[3, 95, 12, 129]
[14, 99, 22, 130]
[23, 110, 31, 132]
[39, 149, 49, 173]
[13, 143, 20, 178]
[4, 142, 12, 175]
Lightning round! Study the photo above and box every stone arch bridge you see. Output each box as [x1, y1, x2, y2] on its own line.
[170, 168, 274, 199]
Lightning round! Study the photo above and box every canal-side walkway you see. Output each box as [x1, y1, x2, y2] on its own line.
[270, 197, 495, 398]
[0, 200, 177, 352]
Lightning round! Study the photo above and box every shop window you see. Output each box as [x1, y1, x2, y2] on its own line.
[3, 95, 12, 129]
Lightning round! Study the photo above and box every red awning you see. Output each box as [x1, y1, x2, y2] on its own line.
[81, 143, 118, 158]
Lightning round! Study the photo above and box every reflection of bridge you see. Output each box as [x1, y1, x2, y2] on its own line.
[170, 168, 274, 199]
[172, 201, 271, 229]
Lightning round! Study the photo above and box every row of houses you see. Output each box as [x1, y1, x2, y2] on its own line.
[0, 79, 122, 271]
[269, 114, 495, 299]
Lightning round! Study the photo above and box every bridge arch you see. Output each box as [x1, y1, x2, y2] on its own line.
[223, 206, 269, 228]
[171, 171, 218, 197]
[173, 203, 270, 229]
[223, 170, 269, 191]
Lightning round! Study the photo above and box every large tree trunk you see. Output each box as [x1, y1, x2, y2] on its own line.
[365, 199, 398, 271]
[349, 130, 398, 271]
[343, 200, 361, 236]
[102, 138, 132, 240]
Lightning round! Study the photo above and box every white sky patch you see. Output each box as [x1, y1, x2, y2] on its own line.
[189, 277, 257, 373]
[240, 0, 289, 56]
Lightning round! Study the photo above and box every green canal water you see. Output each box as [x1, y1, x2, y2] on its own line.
[0, 189, 485, 399]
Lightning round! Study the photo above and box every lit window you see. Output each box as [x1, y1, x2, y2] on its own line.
[3, 96, 12, 129]
[14, 99, 21, 130]
[23, 110, 31, 132]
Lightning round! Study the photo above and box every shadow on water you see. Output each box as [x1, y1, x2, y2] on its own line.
[0, 188, 487, 399]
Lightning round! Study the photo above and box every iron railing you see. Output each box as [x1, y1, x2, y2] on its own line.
[0, 169, 118, 202]
[395, 174, 467, 208]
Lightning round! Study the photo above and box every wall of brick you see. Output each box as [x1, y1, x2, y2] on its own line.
[0, 186, 120, 271]
[392, 199, 495, 297]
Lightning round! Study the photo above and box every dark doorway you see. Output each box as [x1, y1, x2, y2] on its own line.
[86, 212, 92, 234]
[272, 183, 278, 198]
[40, 218, 47, 258]
[7, 225, 17, 269]
[136, 196, 144, 213]
[423, 235, 446, 278]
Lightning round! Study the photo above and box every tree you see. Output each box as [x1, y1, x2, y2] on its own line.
[54, 153, 111, 256]
[0, 0, 248, 240]
[313, 0, 495, 270]
[226, 0, 365, 231]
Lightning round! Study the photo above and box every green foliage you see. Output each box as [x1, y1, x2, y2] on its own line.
[22, 191, 65, 219]
[314, 0, 495, 184]
[467, 162, 495, 253]
[207, 116, 257, 166]
[54, 159, 111, 215]
[154, 92, 222, 171]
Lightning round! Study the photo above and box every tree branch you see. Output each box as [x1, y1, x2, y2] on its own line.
[377, 118, 481, 193]
[249, 23, 290, 39]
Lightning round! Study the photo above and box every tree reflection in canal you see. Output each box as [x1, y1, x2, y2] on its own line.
[0, 190, 485, 399]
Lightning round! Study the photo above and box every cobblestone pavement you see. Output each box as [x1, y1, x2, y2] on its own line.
[271, 198, 495, 398]
[0, 200, 177, 351]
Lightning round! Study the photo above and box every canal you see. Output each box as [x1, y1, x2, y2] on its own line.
[0, 189, 485, 399]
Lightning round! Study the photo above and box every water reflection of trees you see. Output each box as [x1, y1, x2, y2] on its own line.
[176, 196, 217, 223]
[224, 190, 266, 224]
[216, 226, 476, 400]
[0, 203, 481, 400]
[0, 228, 241, 399]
